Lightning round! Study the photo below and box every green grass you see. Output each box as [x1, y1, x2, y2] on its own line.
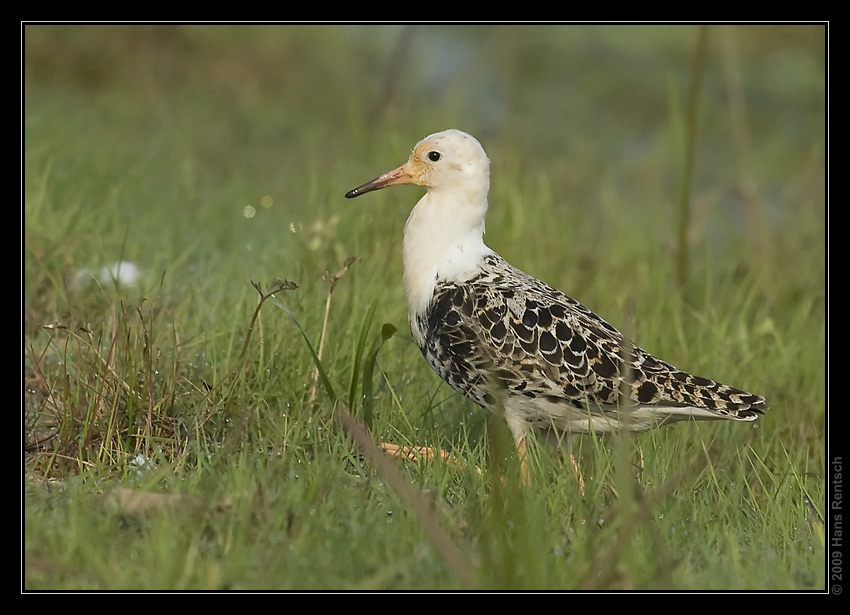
[24, 24, 826, 590]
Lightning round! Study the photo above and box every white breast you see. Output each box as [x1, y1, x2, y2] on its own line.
[402, 190, 492, 329]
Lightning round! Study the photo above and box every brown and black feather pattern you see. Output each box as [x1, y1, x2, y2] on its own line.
[413, 254, 766, 435]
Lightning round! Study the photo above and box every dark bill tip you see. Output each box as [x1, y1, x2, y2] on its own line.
[344, 166, 410, 200]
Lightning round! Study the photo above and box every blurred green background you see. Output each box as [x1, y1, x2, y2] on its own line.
[23, 24, 827, 590]
[24, 24, 824, 277]
[24, 24, 825, 347]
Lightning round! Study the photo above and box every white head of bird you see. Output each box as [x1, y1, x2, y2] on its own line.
[346, 129, 495, 320]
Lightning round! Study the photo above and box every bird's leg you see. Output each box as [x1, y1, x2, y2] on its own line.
[379, 442, 483, 474]
[558, 433, 586, 496]
[514, 428, 586, 494]
[504, 417, 532, 484]
[515, 436, 530, 484]
[379, 442, 447, 462]
[570, 447, 586, 496]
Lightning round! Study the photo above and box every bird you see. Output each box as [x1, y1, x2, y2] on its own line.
[345, 129, 766, 475]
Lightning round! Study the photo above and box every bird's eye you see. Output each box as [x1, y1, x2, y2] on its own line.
[427, 151, 442, 162]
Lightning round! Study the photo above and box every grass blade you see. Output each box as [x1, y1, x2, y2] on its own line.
[271, 297, 337, 402]
[348, 299, 377, 412]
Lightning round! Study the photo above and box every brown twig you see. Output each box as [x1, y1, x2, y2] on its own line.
[307, 256, 361, 403]
[335, 403, 477, 588]
[243, 279, 298, 368]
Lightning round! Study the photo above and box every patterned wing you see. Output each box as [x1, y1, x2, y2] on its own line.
[416, 254, 766, 422]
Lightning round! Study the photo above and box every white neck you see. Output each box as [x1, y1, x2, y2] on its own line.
[402, 187, 492, 321]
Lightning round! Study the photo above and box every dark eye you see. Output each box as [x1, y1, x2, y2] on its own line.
[427, 151, 442, 162]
